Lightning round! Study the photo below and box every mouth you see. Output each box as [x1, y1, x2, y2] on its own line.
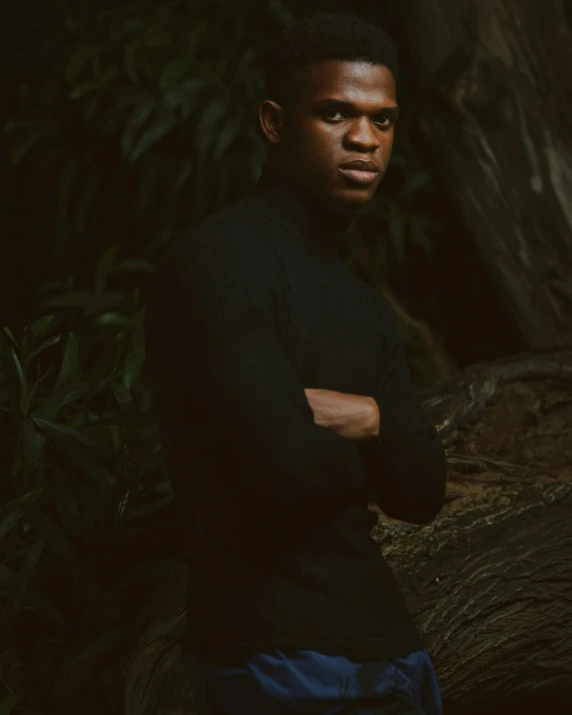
[338, 166, 380, 186]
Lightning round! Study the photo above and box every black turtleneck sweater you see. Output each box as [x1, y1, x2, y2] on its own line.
[145, 162, 447, 667]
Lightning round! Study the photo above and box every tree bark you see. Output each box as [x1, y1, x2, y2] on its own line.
[124, 349, 572, 715]
[401, 0, 572, 348]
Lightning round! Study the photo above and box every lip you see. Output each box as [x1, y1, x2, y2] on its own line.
[338, 167, 380, 186]
[340, 160, 379, 171]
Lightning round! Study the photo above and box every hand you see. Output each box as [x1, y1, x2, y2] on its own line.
[304, 388, 380, 442]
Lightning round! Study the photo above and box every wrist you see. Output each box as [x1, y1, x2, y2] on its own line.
[353, 397, 380, 444]
[366, 397, 380, 439]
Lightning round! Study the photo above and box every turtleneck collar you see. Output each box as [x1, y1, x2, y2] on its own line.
[245, 162, 354, 259]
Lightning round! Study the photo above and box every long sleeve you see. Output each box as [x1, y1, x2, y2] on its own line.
[362, 298, 447, 525]
[146, 235, 367, 508]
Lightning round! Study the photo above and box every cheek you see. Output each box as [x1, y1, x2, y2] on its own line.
[382, 130, 395, 149]
[295, 121, 339, 153]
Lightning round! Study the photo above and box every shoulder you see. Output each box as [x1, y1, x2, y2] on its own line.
[150, 199, 286, 322]
[156, 198, 278, 286]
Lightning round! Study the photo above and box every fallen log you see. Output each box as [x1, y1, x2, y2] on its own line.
[124, 348, 572, 714]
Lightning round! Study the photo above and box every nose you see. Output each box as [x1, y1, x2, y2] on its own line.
[344, 117, 380, 152]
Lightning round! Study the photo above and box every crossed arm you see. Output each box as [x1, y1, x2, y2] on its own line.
[147, 239, 446, 525]
[304, 389, 380, 442]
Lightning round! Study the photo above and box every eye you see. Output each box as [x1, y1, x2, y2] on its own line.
[374, 115, 390, 127]
[322, 109, 346, 121]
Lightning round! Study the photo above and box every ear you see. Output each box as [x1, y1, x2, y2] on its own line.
[258, 100, 286, 145]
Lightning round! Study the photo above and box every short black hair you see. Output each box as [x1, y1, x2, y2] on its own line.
[264, 12, 399, 108]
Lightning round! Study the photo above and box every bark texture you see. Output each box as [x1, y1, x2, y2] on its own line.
[401, 0, 572, 348]
[124, 349, 572, 715]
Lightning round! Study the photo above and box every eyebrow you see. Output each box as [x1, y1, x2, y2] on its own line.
[313, 98, 399, 120]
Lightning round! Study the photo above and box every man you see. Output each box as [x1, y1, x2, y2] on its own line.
[145, 12, 447, 715]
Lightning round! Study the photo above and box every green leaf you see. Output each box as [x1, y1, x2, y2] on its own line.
[5, 120, 30, 133]
[84, 292, 127, 316]
[0, 503, 23, 541]
[194, 98, 227, 163]
[111, 258, 156, 274]
[37, 280, 70, 295]
[163, 79, 207, 111]
[100, 64, 122, 85]
[129, 113, 177, 162]
[15, 535, 47, 599]
[124, 38, 141, 82]
[24, 505, 81, 571]
[268, 0, 297, 26]
[21, 421, 46, 475]
[10, 133, 39, 164]
[65, 627, 127, 668]
[121, 98, 155, 160]
[187, 19, 207, 55]
[29, 315, 55, 338]
[213, 122, 238, 161]
[42, 291, 126, 316]
[123, 344, 145, 391]
[111, 381, 135, 411]
[94, 312, 134, 328]
[69, 81, 101, 99]
[116, 489, 130, 521]
[202, 59, 228, 85]
[28, 335, 62, 363]
[113, 16, 143, 41]
[159, 59, 188, 92]
[55, 333, 79, 389]
[234, 48, 255, 77]
[33, 418, 112, 495]
[33, 418, 95, 449]
[3, 327, 19, 349]
[9, 348, 27, 414]
[65, 43, 106, 82]
[172, 158, 193, 197]
[32, 379, 91, 422]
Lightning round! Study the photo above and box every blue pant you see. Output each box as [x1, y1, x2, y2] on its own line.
[184, 648, 443, 714]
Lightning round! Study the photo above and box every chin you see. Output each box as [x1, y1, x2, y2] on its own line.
[328, 189, 379, 218]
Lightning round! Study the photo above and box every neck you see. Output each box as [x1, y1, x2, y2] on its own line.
[251, 162, 363, 259]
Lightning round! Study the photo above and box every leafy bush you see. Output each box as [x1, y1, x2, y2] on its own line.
[0, 251, 172, 714]
[6, 0, 438, 293]
[6, 0, 296, 272]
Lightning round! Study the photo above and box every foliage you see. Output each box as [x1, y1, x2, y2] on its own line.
[6, 0, 294, 267]
[0, 249, 175, 713]
[6, 0, 438, 283]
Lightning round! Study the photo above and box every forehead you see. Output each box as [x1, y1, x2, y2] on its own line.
[298, 60, 396, 106]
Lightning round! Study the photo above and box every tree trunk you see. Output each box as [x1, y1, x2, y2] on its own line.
[124, 349, 572, 715]
[401, 0, 572, 348]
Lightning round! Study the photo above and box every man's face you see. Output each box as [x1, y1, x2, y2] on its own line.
[265, 60, 398, 214]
